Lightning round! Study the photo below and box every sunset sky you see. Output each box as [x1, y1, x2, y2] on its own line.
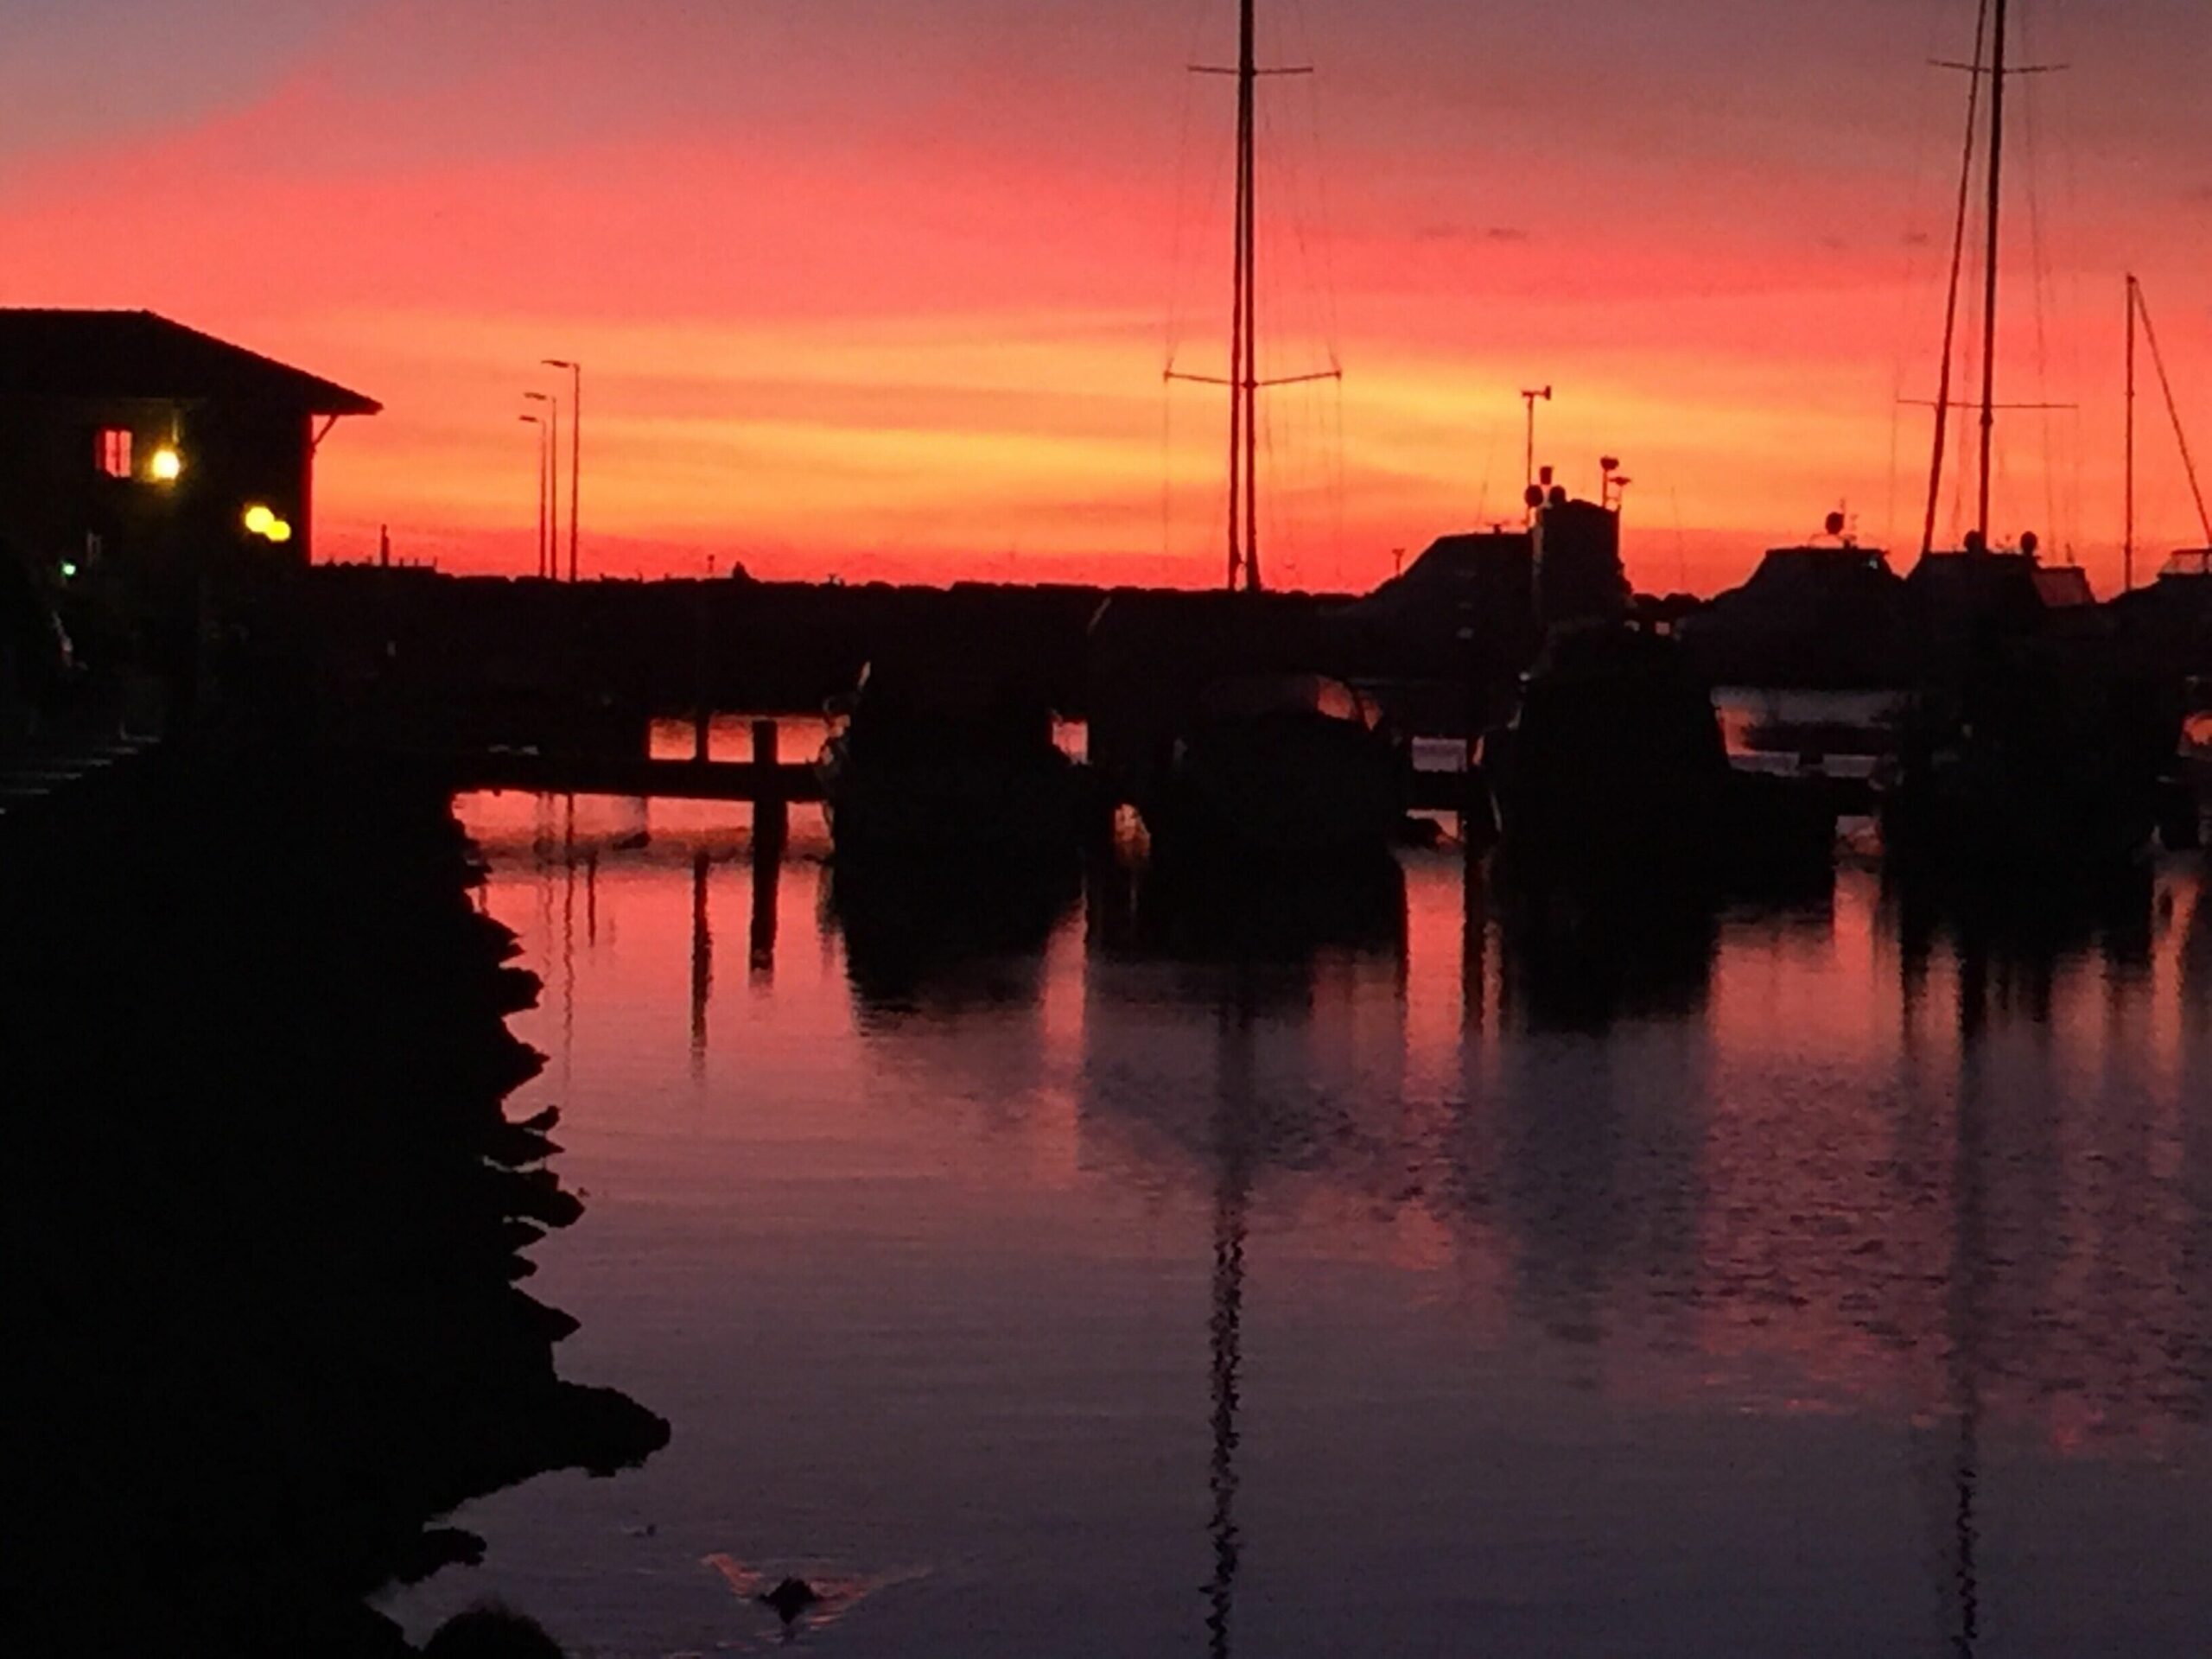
[3, 0, 2205, 593]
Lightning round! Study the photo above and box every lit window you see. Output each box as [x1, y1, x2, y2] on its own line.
[96, 429, 132, 478]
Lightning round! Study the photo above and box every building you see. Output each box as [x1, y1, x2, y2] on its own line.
[0, 309, 378, 570]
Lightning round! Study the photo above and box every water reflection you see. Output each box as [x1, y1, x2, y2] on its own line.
[431, 792, 2212, 1657]
[1486, 870, 1721, 1032]
[829, 853, 1081, 1012]
[1095, 851, 1408, 971]
[690, 849, 713, 1070]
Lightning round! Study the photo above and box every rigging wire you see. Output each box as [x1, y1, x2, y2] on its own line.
[2135, 283, 2212, 544]
[1164, 0, 1238, 570]
[1886, 0, 1963, 549]
[1923, 0, 1993, 558]
[2017, 0, 2066, 553]
[2049, 0, 2089, 565]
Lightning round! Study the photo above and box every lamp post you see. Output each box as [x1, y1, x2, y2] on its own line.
[519, 414, 548, 578]
[543, 359, 581, 582]
[524, 390, 558, 574]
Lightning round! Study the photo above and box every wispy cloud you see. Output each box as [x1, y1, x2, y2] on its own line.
[1411, 224, 1532, 245]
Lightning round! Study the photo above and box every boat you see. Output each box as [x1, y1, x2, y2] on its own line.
[1091, 0, 1406, 866]
[816, 658, 1086, 863]
[2107, 276, 2212, 680]
[1484, 620, 1836, 904]
[1876, 0, 2184, 868]
[1678, 516, 1910, 690]
[1138, 671, 1408, 864]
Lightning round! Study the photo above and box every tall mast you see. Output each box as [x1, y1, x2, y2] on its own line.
[1171, 0, 1334, 589]
[1230, 0, 1259, 592]
[1974, 0, 2008, 546]
[2125, 274, 2137, 591]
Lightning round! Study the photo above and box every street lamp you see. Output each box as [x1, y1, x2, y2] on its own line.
[523, 390, 558, 573]
[519, 413, 549, 578]
[543, 359, 581, 582]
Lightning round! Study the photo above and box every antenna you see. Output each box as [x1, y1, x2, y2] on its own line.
[1520, 385, 1552, 525]
[1599, 456, 1630, 515]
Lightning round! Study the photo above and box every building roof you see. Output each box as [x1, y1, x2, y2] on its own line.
[0, 309, 379, 416]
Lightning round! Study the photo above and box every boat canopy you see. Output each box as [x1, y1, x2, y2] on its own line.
[1197, 672, 1376, 728]
[2158, 550, 2212, 581]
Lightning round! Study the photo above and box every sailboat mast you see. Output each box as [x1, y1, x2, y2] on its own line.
[2126, 274, 2138, 591]
[1974, 0, 2008, 546]
[1227, 0, 1261, 592]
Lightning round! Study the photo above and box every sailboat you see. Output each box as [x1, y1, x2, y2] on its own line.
[1882, 0, 2184, 870]
[2111, 276, 2212, 845]
[2120, 273, 2212, 595]
[1106, 0, 1408, 867]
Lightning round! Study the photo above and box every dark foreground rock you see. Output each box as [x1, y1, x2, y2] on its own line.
[2, 747, 667, 1656]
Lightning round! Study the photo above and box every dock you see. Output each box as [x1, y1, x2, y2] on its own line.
[419, 720, 1855, 817]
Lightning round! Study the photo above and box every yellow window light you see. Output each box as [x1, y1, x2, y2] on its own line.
[244, 505, 276, 536]
[266, 519, 294, 545]
[148, 447, 182, 482]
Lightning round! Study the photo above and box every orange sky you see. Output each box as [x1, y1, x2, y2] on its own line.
[3, 0, 2206, 593]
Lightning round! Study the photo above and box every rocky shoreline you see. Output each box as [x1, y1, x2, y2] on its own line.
[3, 747, 666, 1656]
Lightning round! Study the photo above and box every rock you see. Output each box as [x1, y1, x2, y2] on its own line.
[759, 1578, 824, 1624]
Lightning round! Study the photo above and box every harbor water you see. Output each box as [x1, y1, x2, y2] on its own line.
[388, 789, 2212, 1657]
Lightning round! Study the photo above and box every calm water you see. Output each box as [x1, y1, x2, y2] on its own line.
[389, 791, 2212, 1658]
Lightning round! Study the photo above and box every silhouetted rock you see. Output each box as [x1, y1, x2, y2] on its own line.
[3, 748, 666, 1657]
[760, 1577, 825, 1624]
[422, 1605, 566, 1658]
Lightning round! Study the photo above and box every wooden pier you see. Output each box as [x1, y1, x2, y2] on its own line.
[423, 716, 1873, 821]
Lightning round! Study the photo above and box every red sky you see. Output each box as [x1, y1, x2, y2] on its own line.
[3, 0, 2206, 593]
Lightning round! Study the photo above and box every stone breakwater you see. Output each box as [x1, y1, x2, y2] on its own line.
[3, 747, 667, 1657]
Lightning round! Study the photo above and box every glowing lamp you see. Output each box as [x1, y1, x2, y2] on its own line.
[244, 505, 276, 536]
[148, 447, 182, 482]
[60, 561, 79, 580]
[267, 519, 294, 545]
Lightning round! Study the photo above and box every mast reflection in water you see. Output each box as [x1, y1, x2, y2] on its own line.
[397, 790, 2212, 1659]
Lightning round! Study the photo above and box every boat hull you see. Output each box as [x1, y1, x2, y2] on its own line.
[1141, 715, 1408, 866]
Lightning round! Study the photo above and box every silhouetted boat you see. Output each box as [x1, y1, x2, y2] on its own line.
[1678, 518, 1910, 690]
[1881, 645, 2183, 871]
[1486, 622, 1835, 900]
[817, 658, 1085, 862]
[1866, 3, 2188, 871]
[1140, 672, 1408, 865]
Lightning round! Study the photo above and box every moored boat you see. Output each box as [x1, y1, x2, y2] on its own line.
[1485, 621, 1838, 901]
[817, 658, 1087, 863]
[1140, 671, 1408, 865]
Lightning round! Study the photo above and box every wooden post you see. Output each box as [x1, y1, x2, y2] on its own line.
[692, 577, 711, 762]
[753, 718, 786, 849]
